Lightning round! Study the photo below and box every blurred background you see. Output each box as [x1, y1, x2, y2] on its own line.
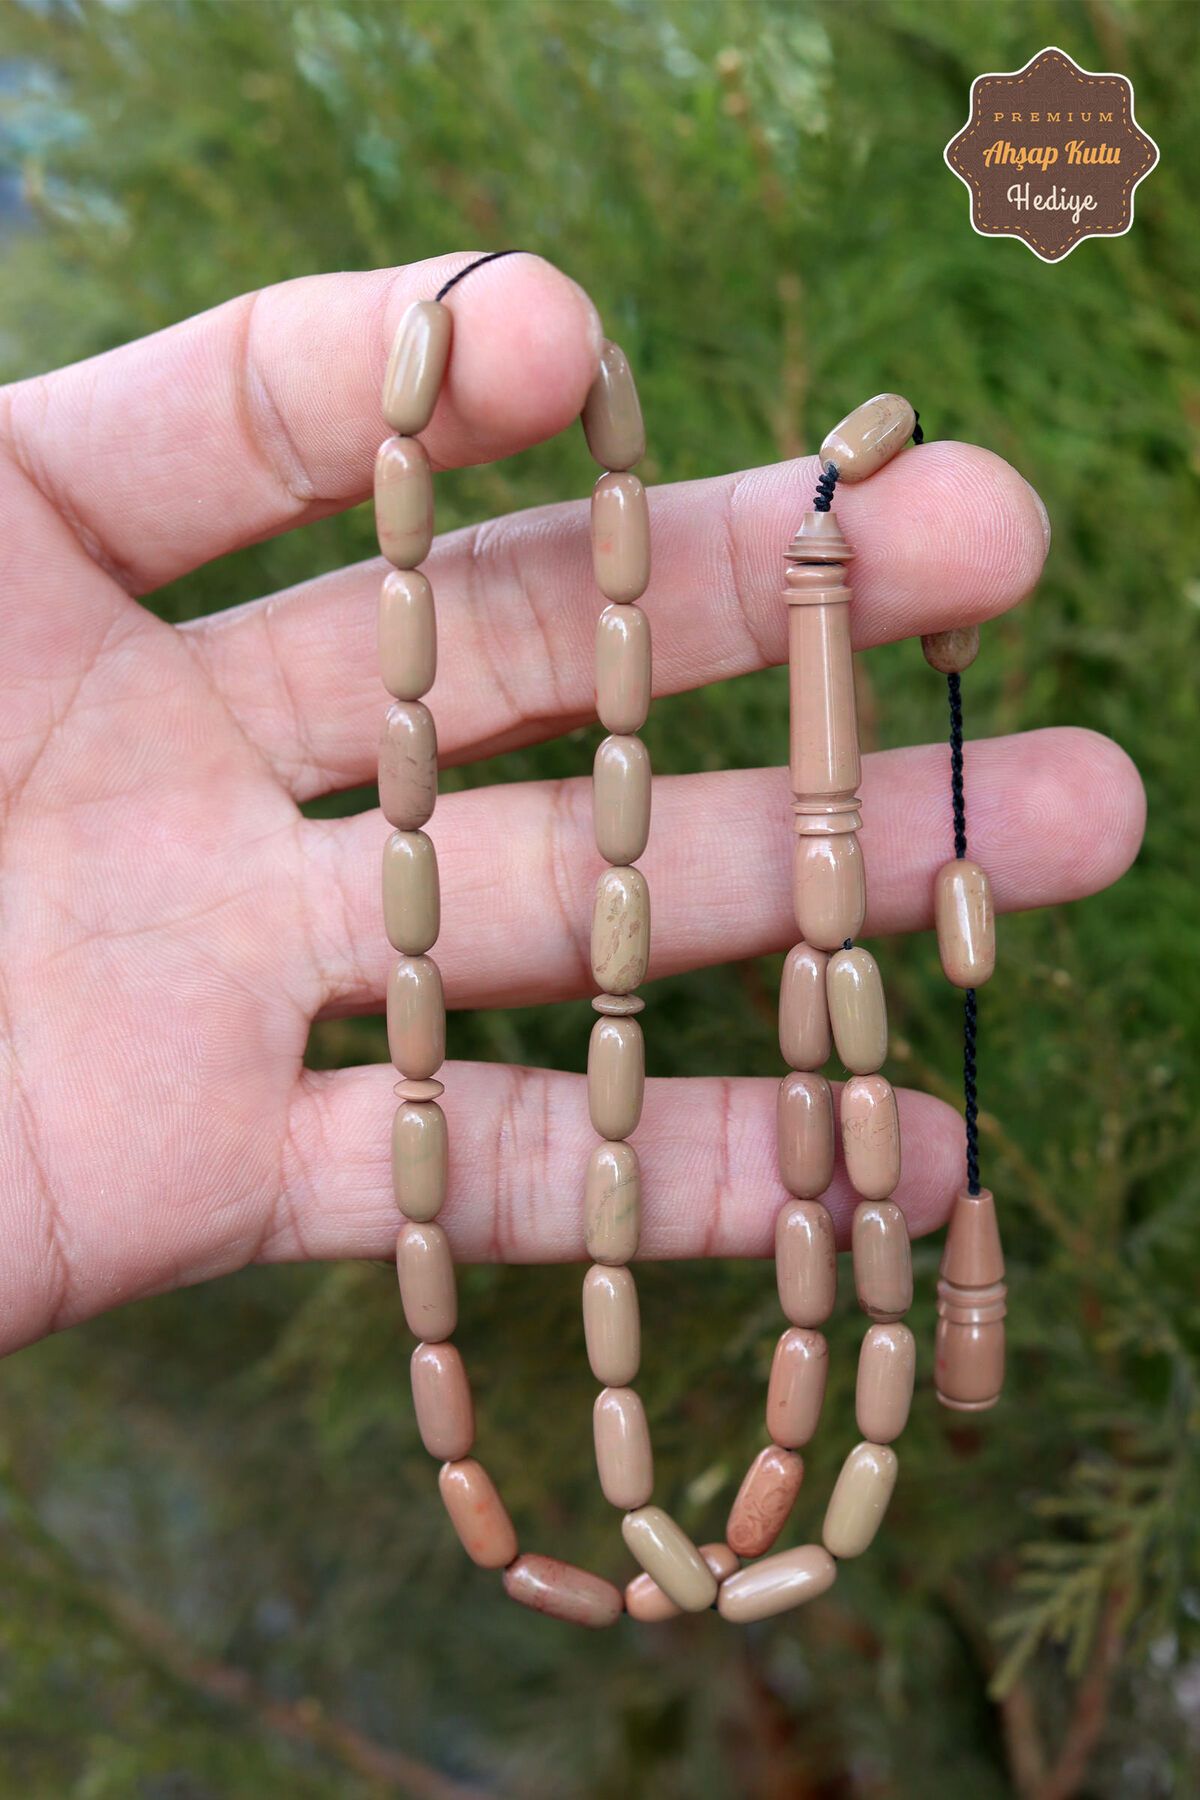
[0, 1, 1197, 1794]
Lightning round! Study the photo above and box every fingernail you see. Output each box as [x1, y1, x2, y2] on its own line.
[565, 273, 604, 362]
[1025, 478, 1051, 553]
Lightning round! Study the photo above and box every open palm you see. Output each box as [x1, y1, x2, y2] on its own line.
[0, 252, 1144, 1356]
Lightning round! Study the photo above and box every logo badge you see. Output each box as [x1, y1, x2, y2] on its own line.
[944, 46, 1158, 263]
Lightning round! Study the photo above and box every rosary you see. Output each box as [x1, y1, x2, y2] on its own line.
[375, 255, 1006, 1627]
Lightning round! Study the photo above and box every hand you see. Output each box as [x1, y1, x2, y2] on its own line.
[0, 252, 1144, 1355]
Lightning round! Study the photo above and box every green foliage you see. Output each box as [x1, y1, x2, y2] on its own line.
[1, 0, 1198, 1792]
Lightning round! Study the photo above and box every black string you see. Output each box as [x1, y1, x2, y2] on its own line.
[813, 461, 839, 511]
[947, 671, 981, 1195]
[435, 249, 521, 301]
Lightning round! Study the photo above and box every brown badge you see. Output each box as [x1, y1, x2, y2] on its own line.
[944, 46, 1158, 263]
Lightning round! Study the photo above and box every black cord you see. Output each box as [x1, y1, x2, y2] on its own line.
[947, 670, 981, 1195]
[435, 249, 521, 301]
[813, 461, 839, 511]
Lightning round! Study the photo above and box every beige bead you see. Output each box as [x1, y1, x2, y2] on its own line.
[766, 1328, 829, 1448]
[779, 943, 832, 1071]
[717, 1544, 837, 1624]
[396, 1221, 457, 1342]
[592, 471, 650, 604]
[591, 867, 650, 995]
[585, 1142, 641, 1264]
[826, 946, 887, 1074]
[726, 1446, 804, 1558]
[381, 300, 452, 436]
[775, 1200, 838, 1328]
[777, 1073, 835, 1199]
[379, 568, 437, 700]
[935, 859, 996, 988]
[375, 435, 434, 569]
[625, 1543, 737, 1623]
[391, 1099, 447, 1223]
[819, 394, 917, 482]
[438, 1458, 518, 1570]
[851, 1201, 912, 1321]
[593, 735, 651, 866]
[822, 1442, 898, 1558]
[593, 1387, 654, 1510]
[793, 834, 866, 953]
[379, 700, 437, 830]
[596, 603, 652, 734]
[855, 1323, 916, 1443]
[786, 571, 860, 803]
[592, 993, 645, 1016]
[936, 1187, 1006, 1411]
[582, 340, 645, 471]
[841, 1075, 901, 1201]
[387, 954, 445, 1080]
[382, 829, 440, 955]
[587, 1016, 644, 1142]
[394, 1078, 444, 1102]
[410, 1342, 474, 1460]
[922, 625, 980, 675]
[503, 1555, 623, 1629]
[582, 1264, 641, 1386]
[621, 1507, 718, 1614]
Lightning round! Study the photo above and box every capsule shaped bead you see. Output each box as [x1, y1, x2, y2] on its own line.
[375, 435, 434, 569]
[379, 700, 437, 830]
[717, 1544, 836, 1624]
[585, 1142, 641, 1264]
[779, 943, 831, 1071]
[379, 568, 437, 700]
[396, 1221, 457, 1341]
[591, 471, 650, 604]
[819, 394, 917, 483]
[438, 1458, 518, 1570]
[822, 1441, 898, 1559]
[410, 1342, 474, 1461]
[775, 1199, 838, 1327]
[582, 340, 645, 471]
[726, 1446, 804, 1558]
[777, 1073, 835, 1199]
[793, 833, 866, 952]
[382, 829, 440, 955]
[855, 1323, 916, 1443]
[593, 735, 651, 866]
[826, 946, 888, 1075]
[621, 1507, 717, 1614]
[381, 300, 452, 436]
[391, 1098, 447, 1222]
[935, 859, 995, 988]
[587, 1016, 644, 1142]
[593, 1387, 654, 1510]
[625, 1543, 737, 1623]
[596, 603, 652, 734]
[387, 954, 445, 1080]
[591, 867, 650, 995]
[503, 1555, 623, 1629]
[582, 1264, 641, 1386]
[841, 1075, 901, 1201]
[921, 624, 979, 675]
[851, 1201, 913, 1321]
[767, 1328, 829, 1448]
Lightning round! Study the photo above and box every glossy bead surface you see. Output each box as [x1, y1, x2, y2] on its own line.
[936, 1187, 1006, 1410]
[382, 829, 440, 955]
[822, 1441, 898, 1558]
[582, 1264, 641, 1386]
[593, 1387, 654, 1510]
[922, 624, 980, 675]
[375, 435, 434, 569]
[591, 993, 645, 1016]
[935, 858, 995, 988]
[381, 300, 451, 436]
[396, 1221, 457, 1341]
[585, 1142, 640, 1265]
[587, 1016, 644, 1142]
[717, 1544, 836, 1624]
[591, 867, 650, 995]
[503, 1555, 623, 1629]
[793, 834, 866, 952]
[596, 603, 652, 734]
[726, 1446, 804, 1558]
[856, 1323, 916, 1442]
[621, 1507, 718, 1614]
[593, 735, 651, 866]
[766, 1328, 829, 1448]
[775, 1200, 837, 1327]
[386, 954, 445, 1080]
[379, 700, 437, 830]
[778, 943, 831, 1071]
[591, 472, 650, 604]
[625, 1543, 737, 1623]
[391, 1099, 447, 1222]
[410, 1342, 474, 1460]
[582, 340, 645, 471]
[851, 1201, 913, 1321]
[819, 394, 916, 482]
[841, 1075, 901, 1201]
[777, 1073, 835, 1199]
[826, 946, 887, 1074]
[379, 568, 437, 700]
[438, 1458, 518, 1570]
